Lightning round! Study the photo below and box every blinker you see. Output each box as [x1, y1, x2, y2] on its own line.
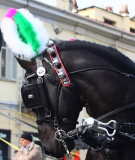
[21, 83, 44, 108]
[21, 59, 51, 119]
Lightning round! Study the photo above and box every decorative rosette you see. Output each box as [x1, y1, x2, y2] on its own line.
[1, 8, 49, 58]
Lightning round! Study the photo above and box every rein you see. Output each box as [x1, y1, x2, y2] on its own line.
[69, 67, 135, 78]
[68, 67, 135, 120]
[97, 102, 135, 121]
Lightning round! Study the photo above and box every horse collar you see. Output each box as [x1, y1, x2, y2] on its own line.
[47, 40, 71, 87]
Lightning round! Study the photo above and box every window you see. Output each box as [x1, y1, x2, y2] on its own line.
[0, 39, 17, 81]
[104, 18, 115, 26]
[0, 40, 7, 78]
[130, 28, 135, 33]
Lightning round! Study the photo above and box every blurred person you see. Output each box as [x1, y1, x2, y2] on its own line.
[13, 133, 42, 160]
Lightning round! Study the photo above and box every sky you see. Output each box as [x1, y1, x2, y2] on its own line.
[36, 0, 135, 17]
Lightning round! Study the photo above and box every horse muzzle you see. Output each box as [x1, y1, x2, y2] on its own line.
[38, 123, 75, 158]
[42, 138, 75, 158]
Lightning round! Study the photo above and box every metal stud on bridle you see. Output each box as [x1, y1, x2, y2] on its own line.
[47, 40, 71, 87]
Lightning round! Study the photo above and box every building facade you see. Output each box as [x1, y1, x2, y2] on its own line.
[0, 0, 135, 159]
[77, 5, 135, 34]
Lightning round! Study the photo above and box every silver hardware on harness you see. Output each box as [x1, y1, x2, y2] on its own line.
[47, 42, 71, 87]
[48, 40, 54, 47]
[82, 117, 116, 137]
[47, 48, 55, 54]
[28, 94, 34, 99]
[55, 129, 70, 155]
[37, 67, 46, 77]
[52, 59, 60, 67]
[37, 77, 43, 84]
[58, 72, 66, 79]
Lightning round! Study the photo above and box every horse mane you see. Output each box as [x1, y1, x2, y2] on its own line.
[56, 40, 135, 74]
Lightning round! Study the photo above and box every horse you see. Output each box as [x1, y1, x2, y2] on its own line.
[17, 40, 135, 160]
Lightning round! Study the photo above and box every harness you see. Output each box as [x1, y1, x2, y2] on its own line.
[21, 40, 135, 158]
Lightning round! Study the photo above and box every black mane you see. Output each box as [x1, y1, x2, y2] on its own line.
[56, 40, 135, 74]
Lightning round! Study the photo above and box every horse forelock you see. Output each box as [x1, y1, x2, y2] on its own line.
[55, 40, 135, 74]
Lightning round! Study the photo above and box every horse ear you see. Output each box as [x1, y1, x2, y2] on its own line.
[15, 56, 36, 72]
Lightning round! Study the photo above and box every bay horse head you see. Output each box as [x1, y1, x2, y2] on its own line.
[16, 41, 83, 158]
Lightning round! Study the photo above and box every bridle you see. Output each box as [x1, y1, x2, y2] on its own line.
[22, 60, 77, 126]
[21, 40, 135, 157]
[21, 40, 80, 155]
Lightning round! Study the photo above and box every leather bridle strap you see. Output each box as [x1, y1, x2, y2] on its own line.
[69, 67, 135, 78]
[53, 82, 62, 127]
[97, 102, 135, 121]
[68, 66, 135, 121]
[35, 58, 51, 117]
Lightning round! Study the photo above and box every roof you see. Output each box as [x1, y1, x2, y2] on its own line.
[78, 5, 133, 19]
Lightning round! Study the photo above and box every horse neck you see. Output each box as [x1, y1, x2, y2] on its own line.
[59, 49, 135, 120]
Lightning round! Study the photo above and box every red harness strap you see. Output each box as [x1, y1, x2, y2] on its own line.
[48, 44, 71, 87]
